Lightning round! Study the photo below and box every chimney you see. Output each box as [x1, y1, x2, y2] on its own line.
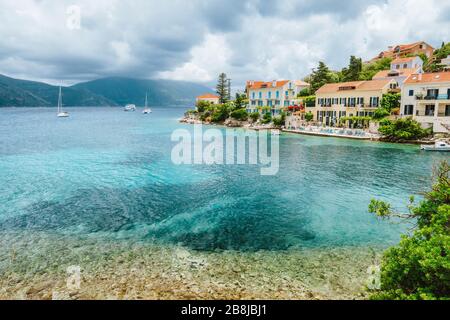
[272, 80, 277, 87]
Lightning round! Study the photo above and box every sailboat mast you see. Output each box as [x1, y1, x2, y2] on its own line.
[57, 86, 62, 113]
[145, 92, 148, 108]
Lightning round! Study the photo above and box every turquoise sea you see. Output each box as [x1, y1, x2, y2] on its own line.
[0, 107, 447, 250]
[0, 107, 448, 299]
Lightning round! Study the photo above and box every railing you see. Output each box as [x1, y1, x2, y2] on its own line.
[416, 94, 450, 100]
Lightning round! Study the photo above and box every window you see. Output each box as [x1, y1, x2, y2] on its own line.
[404, 105, 414, 115]
[268, 92, 272, 99]
[251, 101, 256, 105]
[426, 89, 438, 99]
[285, 91, 289, 97]
[446, 105, 450, 117]
[276, 91, 280, 99]
[409, 90, 414, 96]
[403, 64, 408, 68]
[396, 64, 400, 69]
[425, 105, 435, 116]
[252, 92, 255, 99]
[258, 92, 262, 99]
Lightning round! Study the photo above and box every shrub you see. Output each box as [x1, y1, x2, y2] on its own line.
[378, 118, 431, 141]
[196, 100, 211, 113]
[297, 88, 311, 97]
[305, 112, 314, 122]
[230, 108, 248, 121]
[303, 96, 316, 108]
[272, 112, 286, 127]
[372, 108, 391, 120]
[261, 112, 272, 124]
[249, 112, 260, 122]
[368, 161, 450, 300]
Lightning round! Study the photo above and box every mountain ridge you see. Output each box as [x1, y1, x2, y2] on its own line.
[0, 74, 214, 107]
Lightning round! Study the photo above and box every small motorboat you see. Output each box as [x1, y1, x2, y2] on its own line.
[124, 104, 136, 112]
[271, 129, 281, 136]
[420, 141, 450, 152]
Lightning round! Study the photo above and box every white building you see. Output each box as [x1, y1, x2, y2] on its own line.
[373, 56, 423, 87]
[400, 72, 450, 133]
[196, 93, 220, 105]
[246, 80, 310, 115]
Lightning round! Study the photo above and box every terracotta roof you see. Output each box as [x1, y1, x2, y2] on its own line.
[404, 72, 450, 84]
[246, 80, 290, 90]
[391, 57, 417, 64]
[373, 68, 418, 79]
[316, 79, 392, 94]
[197, 93, 219, 99]
[294, 80, 310, 87]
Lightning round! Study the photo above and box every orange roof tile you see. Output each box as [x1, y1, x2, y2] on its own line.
[316, 79, 392, 94]
[197, 93, 219, 99]
[247, 80, 290, 90]
[404, 72, 450, 84]
[391, 57, 417, 64]
[373, 68, 418, 79]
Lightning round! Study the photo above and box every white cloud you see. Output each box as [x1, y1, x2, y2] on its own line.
[0, 0, 448, 87]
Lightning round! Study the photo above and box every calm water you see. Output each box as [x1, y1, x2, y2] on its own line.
[0, 107, 447, 251]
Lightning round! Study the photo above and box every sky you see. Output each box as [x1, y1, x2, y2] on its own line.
[0, 0, 449, 89]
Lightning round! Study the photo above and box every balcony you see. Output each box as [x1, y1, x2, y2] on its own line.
[416, 94, 450, 101]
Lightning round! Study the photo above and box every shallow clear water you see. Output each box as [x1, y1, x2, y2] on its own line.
[0, 107, 447, 251]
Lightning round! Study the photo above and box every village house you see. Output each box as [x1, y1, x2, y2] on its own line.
[312, 79, 398, 126]
[246, 80, 309, 115]
[372, 56, 423, 87]
[196, 93, 220, 105]
[373, 41, 434, 61]
[400, 72, 450, 133]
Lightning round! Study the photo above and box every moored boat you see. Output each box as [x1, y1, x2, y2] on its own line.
[124, 104, 136, 112]
[420, 141, 450, 152]
[56, 86, 69, 118]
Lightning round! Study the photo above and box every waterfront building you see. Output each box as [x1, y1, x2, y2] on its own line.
[400, 72, 450, 133]
[246, 80, 310, 115]
[313, 79, 398, 126]
[196, 93, 220, 105]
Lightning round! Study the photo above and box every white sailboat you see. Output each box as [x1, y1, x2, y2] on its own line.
[143, 92, 152, 114]
[57, 86, 69, 118]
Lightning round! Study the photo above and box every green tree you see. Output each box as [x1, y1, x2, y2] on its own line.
[272, 112, 286, 127]
[359, 57, 393, 81]
[368, 161, 450, 300]
[303, 95, 316, 108]
[380, 93, 401, 112]
[210, 103, 230, 123]
[305, 112, 314, 122]
[378, 118, 431, 141]
[342, 56, 363, 82]
[297, 87, 311, 97]
[216, 73, 229, 104]
[196, 100, 211, 113]
[310, 62, 333, 93]
[230, 108, 248, 121]
[233, 93, 248, 110]
[372, 108, 390, 120]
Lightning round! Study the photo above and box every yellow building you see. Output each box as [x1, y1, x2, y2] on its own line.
[312, 79, 398, 126]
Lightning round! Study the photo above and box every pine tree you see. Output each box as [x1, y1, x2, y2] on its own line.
[310, 62, 333, 93]
[342, 56, 362, 82]
[216, 73, 229, 104]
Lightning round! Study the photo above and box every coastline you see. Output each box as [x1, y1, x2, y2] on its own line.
[0, 231, 384, 300]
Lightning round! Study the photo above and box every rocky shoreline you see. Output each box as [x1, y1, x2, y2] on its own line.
[0, 232, 384, 300]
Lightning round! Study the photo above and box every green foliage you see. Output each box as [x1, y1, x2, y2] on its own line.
[196, 100, 211, 113]
[249, 112, 260, 122]
[310, 62, 334, 93]
[369, 161, 450, 300]
[297, 87, 311, 97]
[378, 118, 431, 141]
[359, 57, 393, 81]
[380, 93, 401, 112]
[372, 108, 391, 120]
[341, 56, 363, 82]
[305, 112, 314, 122]
[424, 42, 450, 72]
[272, 112, 286, 127]
[261, 112, 272, 124]
[216, 73, 230, 104]
[233, 93, 248, 110]
[230, 108, 248, 121]
[303, 95, 316, 107]
[210, 104, 231, 123]
[339, 116, 371, 128]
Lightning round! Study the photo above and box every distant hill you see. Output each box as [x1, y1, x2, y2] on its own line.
[72, 77, 214, 106]
[0, 74, 117, 107]
[0, 74, 214, 107]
